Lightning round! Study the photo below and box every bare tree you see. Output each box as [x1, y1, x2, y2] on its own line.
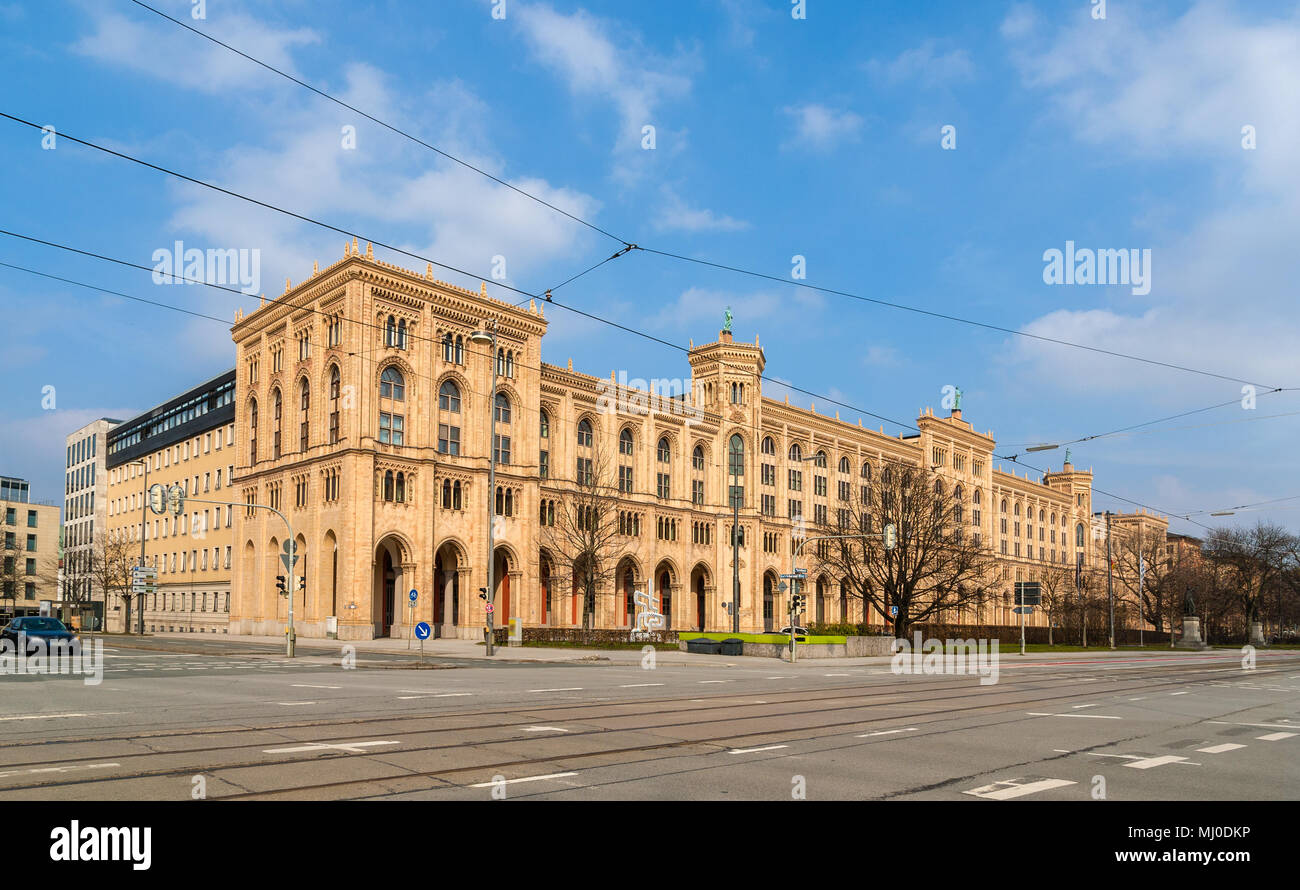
[811, 459, 999, 639]
[1036, 561, 1075, 645]
[541, 447, 632, 631]
[1111, 526, 1179, 633]
[1204, 521, 1295, 639]
[88, 528, 135, 632]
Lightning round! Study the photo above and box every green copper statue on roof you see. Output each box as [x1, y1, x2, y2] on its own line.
[723, 306, 733, 333]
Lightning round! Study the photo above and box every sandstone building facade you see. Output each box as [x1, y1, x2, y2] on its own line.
[228, 244, 1105, 641]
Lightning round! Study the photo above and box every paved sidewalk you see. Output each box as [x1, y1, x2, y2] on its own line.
[115, 631, 1268, 671]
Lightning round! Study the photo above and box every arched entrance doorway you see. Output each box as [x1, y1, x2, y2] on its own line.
[540, 550, 554, 626]
[434, 541, 462, 636]
[763, 572, 776, 632]
[816, 576, 827, 625]
[374, 536, 408, 638]
[654, 562, 673, 629]
[492, 547, 513, 626]
[690, 563, 710, 632]
[616, 557, 639, 627]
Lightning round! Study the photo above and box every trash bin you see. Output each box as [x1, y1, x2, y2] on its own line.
[686, 637, 722, 655]
[719, 637, 744, 656]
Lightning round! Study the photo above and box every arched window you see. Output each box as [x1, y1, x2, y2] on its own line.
[442, 332, 454, 362]
[577, 419, 593, 448]
[973, 489, 981, 504]
[328, 366, 341, 444]
[494, 392, 511, 424]
[539, 411, 550, 439]
[838, 456, 850, 474]
[385, 315, 397, 347]
[249, 398, 258, 462]
[815, 450, 827, 469]
[395, 472, 406, 503]
[789, 443, 802, 462]
[438, 380, 461, 412]
[397, 319, 407, 350]
[1076, 523, 1085, 547]
[861, 461, 871, 479]
[1038, 509, 1045, 522]
[692, 444, 705, 470]
[299, 380, 310, 451]
[380, 367, 405, 401]
[1014, 502, 1021, 516]
[762, 436, 775, 455]
[507, 351, 514, 378]
[1000, 498, 1008, 513]
[272, 388, 282, 459]
[455, 335, 464, 365]
[619, 428, 634, 456]
[657, 437, 670, 463]
[383, 470, 394, 501]
[442, 479, 451, 509]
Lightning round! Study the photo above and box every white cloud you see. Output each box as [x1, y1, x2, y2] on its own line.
[1003, 1, 1300, 398]
[652, 187, 749, 233]
[71, 5, 319, 93]
[781, 104, 864, 152]
[866, 40, 975, 87]
[513, 3, 694, 181]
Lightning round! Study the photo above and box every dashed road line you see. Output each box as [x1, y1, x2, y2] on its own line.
[1027, 711, 1121, 720]
[1197, 743, 1246, 754]
[469, 772, 577, 788]
[729, 745, 788, 754]
[964, 778, 1076, 800]
[1257, 732, 1297, 741]
[264, 741, 399, 755]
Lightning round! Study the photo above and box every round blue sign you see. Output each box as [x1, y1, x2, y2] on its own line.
[408, 588, 418, 603]
[414, 621, 431, 640]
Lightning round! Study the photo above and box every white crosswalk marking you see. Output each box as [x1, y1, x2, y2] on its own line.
[1257, 732, 1297, 741]
[1197, 743, 1246, 754]
[964, 778, 1076, 800]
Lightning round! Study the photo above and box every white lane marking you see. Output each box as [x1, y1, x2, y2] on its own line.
[528, 687, 583, 692]
[766, 676, 790, 679]
[699, 680, 729, 684]
[1257, 732, 1297, 741]
[619, 683, 664, 688]
[469, 772, 578, 788]
[292, 684, 341, 690]
[1071, 704, 1099, 709]
[1125, 755, 1191, 770]
[729, 745, 788, 754]
[1197, 743, 1246, 754]
[0, 712, 120, 721]
[396, 692, 475, 699]
[264, 741, 399, 755]
[276, 701, 317, 706]
[825, 673, 850, 677]
[1208, 720, 1300, 730]
[522, 726, 571, 733]
[1169, 691, 1190, 696]
[0, 762, 120, 779]
[1027, 712, 1121, 719]
[398, 690, 472, 696]
[1128, 697, 1146, 701]
[857, 728, 918, 738]
[964, 778, 1076, 800]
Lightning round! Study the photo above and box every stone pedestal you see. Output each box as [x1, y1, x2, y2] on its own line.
[1249, 621, 1266, 646]
[1175, 616, 1207, 650]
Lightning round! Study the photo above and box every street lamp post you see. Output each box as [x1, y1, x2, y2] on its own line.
[470, 321, 499, 657]
[129, 457, 149, 635]
[1106, 511, 1115, 649]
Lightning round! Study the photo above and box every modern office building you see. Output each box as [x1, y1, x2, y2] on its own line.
[63, 418, 122, 630]
[105, 370, 236, 634]
[0, 476, 61, 619]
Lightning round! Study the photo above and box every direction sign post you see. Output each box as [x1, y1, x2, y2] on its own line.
[414, 621, 431, 663]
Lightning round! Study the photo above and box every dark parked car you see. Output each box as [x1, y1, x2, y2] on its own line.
[1, 617, 76, 653]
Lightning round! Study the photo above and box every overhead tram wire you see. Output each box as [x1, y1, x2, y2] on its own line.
[0, 116, 1258, 525]
[1002, 390, 1295, 449]
[126, 0, 630, 250]
[0, 112, 541, 307]
[0, 257, 1226, 534]
[122, 2, 1277, 394]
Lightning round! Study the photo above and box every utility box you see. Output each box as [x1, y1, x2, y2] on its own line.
[325, 616, 338, 639]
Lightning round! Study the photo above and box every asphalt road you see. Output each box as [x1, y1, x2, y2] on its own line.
[1, 644, 1296, 801]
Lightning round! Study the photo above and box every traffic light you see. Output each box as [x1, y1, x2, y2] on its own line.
[276, 575, 287, 596]
[790, 592, 804, 614]
[297, 576, 306, 594]
[883, 523, 897, 550]
[478, 587, 488, 600]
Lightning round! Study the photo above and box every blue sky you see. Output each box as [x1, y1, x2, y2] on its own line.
[1, 0, 1298, 534]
